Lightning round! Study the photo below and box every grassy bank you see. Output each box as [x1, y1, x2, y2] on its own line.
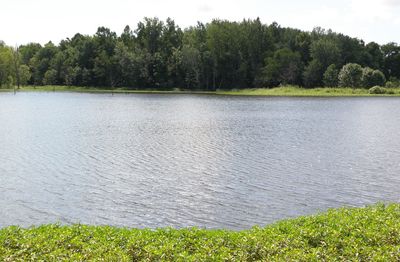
[2, 85, 400, 96]
[1, 204, 400, 261]
[218, 86, 400, 96]
[3, 86, 215, 95]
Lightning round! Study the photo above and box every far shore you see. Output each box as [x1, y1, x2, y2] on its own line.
[1, 85, 400, 97]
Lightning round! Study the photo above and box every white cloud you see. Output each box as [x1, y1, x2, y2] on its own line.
[0, 0, 399, 45]
[197, 4, 213, 13]
[381, 0, 400, 6]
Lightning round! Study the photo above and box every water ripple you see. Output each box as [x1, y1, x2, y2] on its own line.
[1, 93, 400, 229]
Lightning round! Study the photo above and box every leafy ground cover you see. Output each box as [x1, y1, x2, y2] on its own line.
[1, 204, 400, 261]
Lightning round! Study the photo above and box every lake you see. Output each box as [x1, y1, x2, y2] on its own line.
[1, 92, 400, 230]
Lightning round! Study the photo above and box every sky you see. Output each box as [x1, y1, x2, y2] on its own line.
[1, 0, 400, 46]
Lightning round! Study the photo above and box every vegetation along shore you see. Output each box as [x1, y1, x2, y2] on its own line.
[1, 204, 400, 261]
[2, 85, 400, 96]
[1, 17, 400, 92]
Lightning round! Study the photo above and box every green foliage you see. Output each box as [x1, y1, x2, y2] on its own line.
[382, 43, 400, 79]
[10, 85, 400, 96]
[43, 69, 58, 85]
[385, 77, 400, 88]
[323, 64, 339, 87]
[338, 63, 363, 87]
[366, 42, 384, 69]
[179, 46, 202, 89]
[0, 44, 14, 87]
[5, 75, 14, 87]
[260, 48, 303, 87]
[1, 17, 400, 89]
[1, 204, 400, 261]
[369, 86, 387, 94]
[310, 38, 340, 68]
[303, 60, 324, 88]
[19, 65, 31, 86]
[206, 20, 246, 89]
[361, 67, 386, 88]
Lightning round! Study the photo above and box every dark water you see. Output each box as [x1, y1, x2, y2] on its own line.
[1, 92, 400, 229]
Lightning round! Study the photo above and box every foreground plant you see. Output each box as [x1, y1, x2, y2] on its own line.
[1, 203, 400, 261]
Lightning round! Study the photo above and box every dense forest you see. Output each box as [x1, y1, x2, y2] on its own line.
[1, 17, 400, 90]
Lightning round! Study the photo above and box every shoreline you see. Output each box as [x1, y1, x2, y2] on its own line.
[1, 203, 399, 260]
[2, 85, 400, 97]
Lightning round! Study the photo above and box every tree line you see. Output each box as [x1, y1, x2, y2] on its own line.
[1, 17, 400, 90]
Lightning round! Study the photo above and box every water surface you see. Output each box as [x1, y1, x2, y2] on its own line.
[1, 92, 400, 229]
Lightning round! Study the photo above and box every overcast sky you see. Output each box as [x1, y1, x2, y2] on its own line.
[1, 0, 400, 46]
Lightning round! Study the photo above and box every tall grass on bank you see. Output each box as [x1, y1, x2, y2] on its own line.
[1, 204, 400, 261]
[1, 85, 400, 96]
[217, 86, 400, 96]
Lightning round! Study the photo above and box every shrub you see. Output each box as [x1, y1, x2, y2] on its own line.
[385, 77, 400, 88]
[323, 64, 339, 87]
[369, 86, 386, 94]
[338, 63, 363, 88]
[43, 69, 58, 85]
[361, 68, 386, 88]
[386, 81, 397, 88]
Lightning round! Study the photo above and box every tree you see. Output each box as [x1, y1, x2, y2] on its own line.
[0, 17, 399, 90]
[261, 48, 303, 87]
[19, 65, 31, 86]
[93, 27, 119, 87]
[323, 64, 339, 87]
[303, 60, 324, 88]
[365, 42, 383, 70]
[19, 43, 42, 65]
[301, 37, 342, 88]
[239, 18, 271, 87]
[120, 25, 135, 50]
[382, 43, 400, 79]
[206, 20, 245, 89]
[161, 18, 183, 58]
[0, 43, 14, 87]
[93, 50, 119, 87]
[30, 42, 58, 85]
[64, 66, 79, 86]
[294, 32, 311, 63]
[182, 22, 213, 90]
[136, 18, 164, 55]
[310, 38, 340, 68]
[180, 46, 201, 89]
[43, 69, 57, 85]
[338, 63, 363, 87]
[361, 67, 386, 88]
[338, 35, 368, 66]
